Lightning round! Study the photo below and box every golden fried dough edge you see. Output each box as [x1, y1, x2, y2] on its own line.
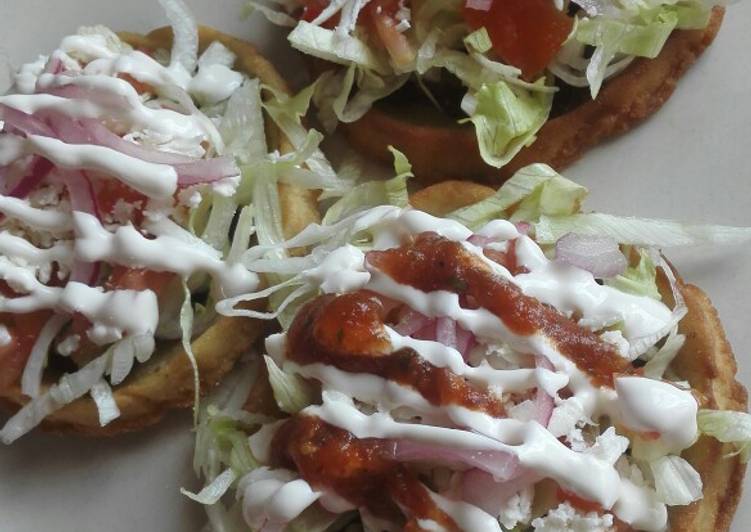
[344, 8, 724, 184]
[0, 26, 320, 436]
[411, 181, 747, 531]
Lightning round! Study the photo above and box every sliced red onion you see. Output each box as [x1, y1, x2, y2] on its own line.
[534, 356, 555, 427]
[455, 325, 476, 361]
[436, 317, 457, 349]
[7, 156, 54, 199]
[23, 110, 238, 187]
[514, 222, 530, 235]
[413, 320, 437, 341]
[0, 104, 55, 137]
[461, 469, 538, 517]
[468, 234, 493, 247]
[555, 232, 627, 278]
[466, 0, 493, 11]
[392, 440, 520, 480]
[394, 309, 431, 336]
[57, 170, 100, 284]
[173, 156, 240, 186]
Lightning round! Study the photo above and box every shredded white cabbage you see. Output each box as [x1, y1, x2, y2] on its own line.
[649, 455, 703, 506]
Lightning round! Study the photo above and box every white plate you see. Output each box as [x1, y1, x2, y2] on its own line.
[1, 1, 750, 530]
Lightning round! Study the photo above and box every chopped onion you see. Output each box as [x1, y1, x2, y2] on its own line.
[7, 156, 54, 199]
[0, 104, 54, 137]
[555, 232, 627, 278]
[436, 317, 457, 349]
[393, 309, 431, 336]
[455, 324, 475, 361]
[468, 234, 493, 247]
[534, 356, 555, 427]
[39, 111, 239, 186]
[391, 440, 520, 480]
[461, 469, 538, 517]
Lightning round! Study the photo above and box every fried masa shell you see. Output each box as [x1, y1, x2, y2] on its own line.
[411, 180, 748, 531]
[344, 8, 724, 184]
[0, 26, 320, 436]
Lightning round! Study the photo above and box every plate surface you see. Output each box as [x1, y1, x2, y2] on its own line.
[0, 1, 750, 530]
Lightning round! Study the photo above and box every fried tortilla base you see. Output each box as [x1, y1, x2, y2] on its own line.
[0, 26, 320, 436]
[411, 180, 747, 531]
[344, 8, 724, 183]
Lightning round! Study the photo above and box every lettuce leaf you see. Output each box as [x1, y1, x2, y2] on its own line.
[697, 409, 751, 462]
[264, 356, 318, 414]
[460, 79, 553, 169]
[649, 455, 703, 506]
[288, 21, 388, 73]
[446, 164, 585, 229]
[606, 248, 661, 300]
[534, 213, 751, 247]
[322, 149, 411, 224]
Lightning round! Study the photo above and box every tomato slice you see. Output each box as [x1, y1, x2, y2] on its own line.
[463, 0, 573, 78]
[556, 487, 604, 514]
[94, 179, 147, 223]
[301, 0, 339, 27]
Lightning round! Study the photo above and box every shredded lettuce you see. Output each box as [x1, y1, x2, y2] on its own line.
[219, 79, 268, 164]
[464, 27, 493, 54]
[90, 379, 121, 426]
[447, 164, 584, 229]
[288, 22, 388, 73]
[201, 195, 238, 253]
[264, 355, 318, 414]
[606, 248, 661, 300]
[260, 83, 339, 185]
[534, 213, 751, 247]
[243, 0, 299, 27]
[322, 147, 410, 224]
[181, 279, 201, 421]
[649, 455, 703, 506]
[0, 352, 111, 444]
[158, 0, 199, 75]
[460, 79, 552, 168]
[313, 64, 409, 132]
[20, 314, 68, 398]
[642, 327, 685, 379]
[182, 468, 238, 504]
[697, 409, 751, 462]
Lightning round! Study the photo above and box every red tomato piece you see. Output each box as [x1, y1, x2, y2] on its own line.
[463, 0, 573, 78]
[556, 487, 604, 514]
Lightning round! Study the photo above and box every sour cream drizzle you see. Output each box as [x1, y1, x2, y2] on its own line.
[248, 207, 700, 531]
[0, 24, 261, 441]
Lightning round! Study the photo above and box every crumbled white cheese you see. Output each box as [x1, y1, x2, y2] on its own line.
[531, 502, 614, 532]
[57, 334, 81, 356]
[110, 198, 139, 225]
[499, 486, 533, 530]
[583, 427, 629, 465]
[548, 397, 588, 438]
[508, 399, 537, 422]
[177, 187, 203, 208]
